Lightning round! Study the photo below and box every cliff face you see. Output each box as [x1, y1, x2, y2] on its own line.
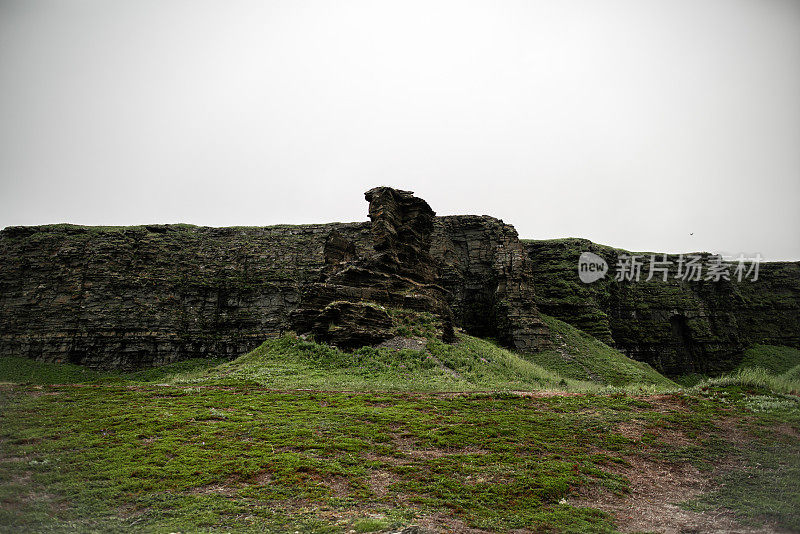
[432, 216, 548, 353]
[0, 223, 368, 369]
[524, 238, 800, 375]
[1, 198, 797, 373]
[0, 212, 548, 369]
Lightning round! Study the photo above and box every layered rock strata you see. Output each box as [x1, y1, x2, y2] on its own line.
[1, 190, 797, 374]
[289, 187, 454, 349]
[525, 238, 800, 375]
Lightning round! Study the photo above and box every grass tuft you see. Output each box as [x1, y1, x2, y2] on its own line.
[694, 367, 800, 396]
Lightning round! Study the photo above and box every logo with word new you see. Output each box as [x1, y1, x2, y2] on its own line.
[577, 251, 761, 284]
[578, 252, 608, 283]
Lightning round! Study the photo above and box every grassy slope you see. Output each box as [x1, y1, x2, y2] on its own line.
[210, 334, 603, 393]
[782, 364, 800, 382]
[2, 323, 800, 532]
[525, 315, 675, 388]
[737, 344, 800, 374]
[681, 344, 800, 396]
[169, 320, 676, 392]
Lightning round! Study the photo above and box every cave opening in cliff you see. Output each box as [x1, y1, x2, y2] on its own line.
[669, 314, 699, 372]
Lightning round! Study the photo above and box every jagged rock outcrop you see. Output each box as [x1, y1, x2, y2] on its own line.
[432, 216, 549, 353]
[290, 187, 454, 348]
[365, 187, 438, 282]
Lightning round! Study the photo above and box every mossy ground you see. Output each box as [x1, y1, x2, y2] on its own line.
[1, 322, 799, 532]
[1, 381, 798, 533]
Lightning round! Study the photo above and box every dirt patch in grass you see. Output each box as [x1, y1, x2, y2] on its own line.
[414, 511, 489, 533]
[252, 472, 273, 485]
[617, 419, 694, 447]
[573, 454, 778, 534]
[638, 393, 693, 413]
[615, 420, 646, 441]
[579, 413, 792, 533]
[363, 452, 404, 466]
[510, 390, 585, 398]
[189, 477, 242, 497]
[774, 422, 800, 440]
[324, 476, 351, 498]
[365, 469, 400, 498]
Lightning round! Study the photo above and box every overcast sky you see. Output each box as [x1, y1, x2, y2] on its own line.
[1, 0, 798, 260]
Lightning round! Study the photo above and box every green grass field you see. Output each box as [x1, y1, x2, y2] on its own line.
[1, 316, 799, 533]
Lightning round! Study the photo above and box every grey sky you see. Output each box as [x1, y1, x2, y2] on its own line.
[1, 0, 798, 260]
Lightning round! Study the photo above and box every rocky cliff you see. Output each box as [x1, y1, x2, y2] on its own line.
[0, 189, 797, 374]
[432, 216, 548, 353]
[0, 222, 362, 368]
[0, 190, 548, 369]
[525, 238, 800, 375]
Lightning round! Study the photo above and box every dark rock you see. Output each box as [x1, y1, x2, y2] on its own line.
[310, 301, 394, 350]
[432, 216, 549, 352]
[0, 222, 371, 369]
[364, 186, 437, 281]
[290, 187, 455, 349]
[323, 230, 356, 266]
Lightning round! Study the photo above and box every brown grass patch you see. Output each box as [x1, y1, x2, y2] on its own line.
[572, 454, 777, 534]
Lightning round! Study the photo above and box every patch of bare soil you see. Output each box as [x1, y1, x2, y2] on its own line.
[572, 454, 779, 534]
[366, 469, 400, 498]
[324, 475, 352, 498]
[574, 413, 793, 533]
[510, 390, 586, 398]
[615, 419, 694, 448]
[189, 477, 241, 497]
[637, 394, 693, 413]
[411, 512, 490, 534]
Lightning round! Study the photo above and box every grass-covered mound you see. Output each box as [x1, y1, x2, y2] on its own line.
[146, 319, 675, 392]
[204, 334, 596, 392]
[523, 315, 676, 388]
[0, 310, 676, 392]
[678, 344, 800, 395]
